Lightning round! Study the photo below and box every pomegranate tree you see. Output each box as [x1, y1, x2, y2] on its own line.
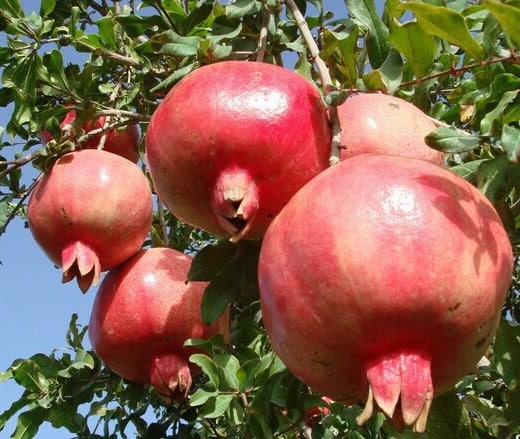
[145, 60, 331, 242]
[41, 108, 140, 163]
[337, 93, 444, 165]
[88, 247, 230, 402]
[258, 154, 513, 431]
[27, 149, 152, 292]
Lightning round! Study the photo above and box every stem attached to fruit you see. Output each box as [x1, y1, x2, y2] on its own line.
[211, 167, 259, 242]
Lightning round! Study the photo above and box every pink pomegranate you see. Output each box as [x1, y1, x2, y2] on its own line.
[258, 154, 512, 431]
[145, 60, 331, 242]
[41, 108, 140, 163]
[88, 247, 230, 402]
[27, 149, 152, 292]
[337, 93, 444, 165]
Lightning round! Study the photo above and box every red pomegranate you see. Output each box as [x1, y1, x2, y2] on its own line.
[145, 60, 331, 242]
[41, 108, 140, 163]
[88, 247, 230, 402]
[337, 93, 444, 165]
[27, 149, 152, 292]
[258, 154, 512, 432]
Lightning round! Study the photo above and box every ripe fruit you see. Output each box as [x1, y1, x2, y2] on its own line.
[145, 60, 331, 242]
[27, 149, 152, 292]
[88, 247, 230, 402]
[337, 93, 444, 165]
[258, 154, 512, 432]
[41, 108, 140, 163]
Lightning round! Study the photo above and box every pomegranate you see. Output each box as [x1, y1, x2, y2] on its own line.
[337, 93, 444, 165]
[27, 149, 152, 292]
[145, 60, 331, 242]
[88, 247, 230, 402]
[258, 154, 512, 432]
[41, 108, 140, 163]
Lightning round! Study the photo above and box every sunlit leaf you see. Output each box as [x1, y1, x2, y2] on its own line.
[399, 2, 485, 60]
[425, 125, 482, 153]
[483, 0, 520, 47]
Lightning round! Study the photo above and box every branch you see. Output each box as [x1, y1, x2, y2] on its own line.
[93, 49, 143, 68]
[284, 0, 342, 165]
[256, 6, 271, 62]
[400, 53, 520, 89]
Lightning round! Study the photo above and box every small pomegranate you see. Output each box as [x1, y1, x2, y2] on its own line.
[88, 247, 230, 402]
[145, 60, 331, 242]
[27, 149, 152, 292]
[337, 93, 444, 165]
[41, 108, 140, 163]
[259, 154, 512, 432]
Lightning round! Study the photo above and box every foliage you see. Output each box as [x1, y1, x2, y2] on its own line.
[0, 0, 519, 438]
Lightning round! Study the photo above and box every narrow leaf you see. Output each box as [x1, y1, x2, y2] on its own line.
[483, 0, 520, 47]
[362, 48, 403, 93]
[11, 407, 46, 439]
[399, 2, 484, 60]
[425, 126, 482, 153]
[501, 125, 520, 163]
[189, 354, 220, 388]
[426, 391, 472, 439]
[201, 274, 237, 325]
[198, 394, 234, 418]
[345, 0, 390, 68]
[493, 319, 520, 387]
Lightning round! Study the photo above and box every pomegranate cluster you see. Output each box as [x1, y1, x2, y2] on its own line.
[27, 60, 513, 429]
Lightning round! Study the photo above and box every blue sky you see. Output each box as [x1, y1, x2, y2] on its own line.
[0, 1, 349, 437]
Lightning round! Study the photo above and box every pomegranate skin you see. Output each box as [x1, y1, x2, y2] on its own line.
[88, 248, 230, 402]
[337, 94, 444, 165]
[41, 109, 140, 163]
[27, 150, 152, 292]
[145, 61, 331, 242]
[259, 154, 512, 431]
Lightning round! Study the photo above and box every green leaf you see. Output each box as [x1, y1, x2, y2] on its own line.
[450, 159, 486, 183]
[476, 155, 514, 204]
[42, 50, 70, 92]
[425, 126, 482, 153]
[504, 381, 520, 424]
[399, 2, 485, 60]
[480, 90, 519, 136]
[213, 354, 241, 390]
[183, 2, 214, 34]
[198, 394, 234, 418]
[189, 388, 218, 407]
[493, 319, 520, 386]
[40, 0, 56, 17]
[362, 48, 403, 93]
[425, 391, 472, 438]
[226, 0, 260, 19]
[201, 273, 237, 325]
[389, 19, 437, 78]
[97, 17, 117, 49]
[483, 0, 520, 47]
[501, 125, 520, 163]
[189, 354, 220, 389]
[345, 0, 390, 68]
[11, 406, 46, 439]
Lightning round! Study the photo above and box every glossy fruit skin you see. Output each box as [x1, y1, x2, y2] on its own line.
[145, 60, 331, 242]
[88, 247, 230, 402]
[258, 154, 512, 431]
[41, 109, 140, 163]
[27, 149, 152, 292]
[337, 94, 444, 165]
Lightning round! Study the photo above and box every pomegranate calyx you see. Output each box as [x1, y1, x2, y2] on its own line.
[61, 241, 101, 293]
[150, 353, 193, 404]
[357, 352, 434, 433]
[211, 167, 259, 242]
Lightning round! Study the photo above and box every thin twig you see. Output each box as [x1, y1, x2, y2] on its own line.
[157, 197, 170, 248]
[256, 6, 271, 62]
[284, 0, 342, 165]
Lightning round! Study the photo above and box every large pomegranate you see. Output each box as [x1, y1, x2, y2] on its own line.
[145, 60, 331, 242]
[41, 108, 140, 163]
[337, 93, 444, 165]
[88, 247, 230, 402]
[258, 154, 512, 432]
[27, 149, 152, 292]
